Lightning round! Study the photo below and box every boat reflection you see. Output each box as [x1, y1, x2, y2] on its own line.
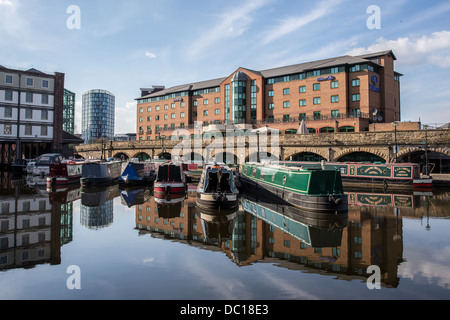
[120, 187, 152, 208]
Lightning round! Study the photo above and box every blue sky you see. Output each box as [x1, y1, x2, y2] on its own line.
[1, 0, 449, 134]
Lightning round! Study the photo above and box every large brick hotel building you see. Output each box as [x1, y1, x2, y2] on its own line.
[136, 50, 401, 140]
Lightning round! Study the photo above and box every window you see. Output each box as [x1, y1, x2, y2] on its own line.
[156, 106, 160, 111]
[164, 105, 168, 110]
[139, 117, 143, 122]
[41, 110, 48, 120]
[164, 114, 168, 120]
[193, 111, 197, 117]
[352, 94, 360, 101]
[181, 102, 185, 107]
[313, 83, 320, 91]
[203, 110, 208, 116]
[268, 103, 274, 109]
[41, 94, 49, 104]
[331, 95, 339, 103]
[313, 97, 321, 105]
[147, 116, 151, 121]
[26, 92, 33, 103]
[41, 126, 48, 136]
[180, 112, 185, 118]
[5, 75, 13, 84]
[171, 113, 176, 119]
[331, 110, 339, 119]
[299, 99, 306, 107]
[299, 86, 306, 93]
[283, 114, 290, 122]
[139, 108, 143, 113]
[268, 90, 274, 97]
[314, 111, 321, 120]
[42, 80, 49, 88]
[171, 103, 175, 109]
[299, 113, 306, 120]
[25, 108, 32, 119]
[5, 90, 13, 101]
[193, 100, 198, 106]
[352, 79, 360, 87]
[214, 109, 220, 115]
[4, 124, 12, 135]
[25, 125, 32, 135]
[155, 115, 160, 120]
[283, 101, 290, 108]
[283, 88, 290, 95]
[147, 107, 151, 112]
[203, 99, 208, 105]
[215, 98, 220, 104]
[330, 67, 339, 74]
[26, 78, 33, 86]
[352, 108, 361, 117]
[268, 116, 274, 123]
[331, 81, 339, 88]
[4, 107, 12, 118]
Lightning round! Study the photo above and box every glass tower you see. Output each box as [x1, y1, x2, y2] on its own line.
[63, 89, 75, 134]
[82, 89, 115, 144]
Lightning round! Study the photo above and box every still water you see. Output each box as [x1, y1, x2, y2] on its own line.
[0, 174, 449, 300]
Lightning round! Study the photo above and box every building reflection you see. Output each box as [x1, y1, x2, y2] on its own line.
[133, 186, 437, 288]
[0, 172, 76, 271]
[80, 185, 119, 229]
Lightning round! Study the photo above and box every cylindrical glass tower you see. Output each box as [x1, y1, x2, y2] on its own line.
[82, 89, 115, 144]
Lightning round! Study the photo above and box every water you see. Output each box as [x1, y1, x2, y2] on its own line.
[1, 174, 449, 301]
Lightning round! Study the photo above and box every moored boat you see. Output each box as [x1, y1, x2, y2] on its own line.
[196, 163, 239, 211]
[154, 161, 186, 200]
[277, 161, 432, 189]
[81, 159, 122, 187]
[239, 163, 348, 213]
[119, 161, 155, 186]
[46, 160, 84, 188]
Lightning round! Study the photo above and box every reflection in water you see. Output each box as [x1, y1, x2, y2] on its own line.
[1, 170, 450, 293]
[80, 185, 119, 229]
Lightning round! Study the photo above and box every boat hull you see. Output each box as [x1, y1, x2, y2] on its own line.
[119, 161, 155, 185]
[81, 161, 122, 187]
[196, 192, 239, 210]
[47, 162, 83, 188]
[154, 182, 186, 199]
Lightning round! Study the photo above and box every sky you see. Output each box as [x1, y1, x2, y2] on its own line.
[1, 0, 449, 134]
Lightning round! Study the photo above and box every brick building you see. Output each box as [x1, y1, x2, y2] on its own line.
[136, 50, 401, 140]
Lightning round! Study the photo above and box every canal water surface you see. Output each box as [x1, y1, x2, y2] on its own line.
[1, 174, 449, 300]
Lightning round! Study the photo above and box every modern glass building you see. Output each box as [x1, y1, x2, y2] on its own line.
[63, 89, 75, 134]
[82, 89, 115, 144]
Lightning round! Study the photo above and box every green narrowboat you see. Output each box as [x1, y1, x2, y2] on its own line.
[239, 163, 348, 213]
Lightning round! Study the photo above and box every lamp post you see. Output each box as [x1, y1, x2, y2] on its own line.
[393, 122, 398, 163]
[424, 125, 429, 176]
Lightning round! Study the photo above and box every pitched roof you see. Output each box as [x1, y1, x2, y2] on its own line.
[137, 50, 395, 100]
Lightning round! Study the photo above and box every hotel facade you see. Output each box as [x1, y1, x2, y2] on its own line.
[136, 50, 401, 140]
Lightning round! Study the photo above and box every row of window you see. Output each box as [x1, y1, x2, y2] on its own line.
[3, 124, 50, 136]
[3, 107, 50, 120]
[267, 94, 361, 109]
[2, 90, 52, 104]
[139, 109, 223, 122]
[4, 75, 50, 88]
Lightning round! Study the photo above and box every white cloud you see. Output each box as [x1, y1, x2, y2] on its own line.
[347, 31, 450, 68]
[115, 101, 137, 134]
[145, 51, 157, 59]
[262, 0, 344, 45]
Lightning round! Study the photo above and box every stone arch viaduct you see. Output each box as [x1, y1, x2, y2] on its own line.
[75, 129, 450, 165]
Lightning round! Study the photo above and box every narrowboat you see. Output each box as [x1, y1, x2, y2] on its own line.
[119, 161, 156, 186]
[196, 163, 239, 211]
[277, 161, 433, 189]
[154, 162, 186, 200]
[46, 160, 83, 188]
[239, 163, 348, 213]
[80, 159, 122, 187]
[32, 153, 63, 176]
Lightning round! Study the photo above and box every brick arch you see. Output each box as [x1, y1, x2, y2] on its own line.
[113, 151, 132, 160]
[334, 147, 389, 162]
[398, 146, 450, 159]
[283, 147, 329, 161]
